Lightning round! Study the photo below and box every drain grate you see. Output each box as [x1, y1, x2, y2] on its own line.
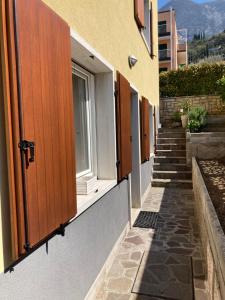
[133, 211, 159, 229]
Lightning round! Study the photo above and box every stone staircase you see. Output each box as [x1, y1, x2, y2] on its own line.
[152, 128, 192, 189]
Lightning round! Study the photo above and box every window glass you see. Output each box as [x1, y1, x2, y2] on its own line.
[72, 73, 91, 175]
[143, 0, 150, 47]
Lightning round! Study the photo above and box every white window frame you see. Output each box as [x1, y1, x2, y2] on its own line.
[72, 63, 97, 179]
[70, 30, 117, 218]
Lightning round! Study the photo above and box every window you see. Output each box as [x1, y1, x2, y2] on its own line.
[159, 67, 168, 73]
[158, 21, 167, 35]
[72, 64, 96, 178]
[134, 0, 154, 56]
[159, 43, 169, 60]
[143, 0, 150, 48]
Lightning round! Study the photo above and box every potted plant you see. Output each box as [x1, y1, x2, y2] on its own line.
[180, 99, 192, 128]
[187, 106, 207, 133]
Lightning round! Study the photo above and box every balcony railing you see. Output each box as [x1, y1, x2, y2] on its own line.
[158, 24, 170, 37]
[159, 49, 171, 61]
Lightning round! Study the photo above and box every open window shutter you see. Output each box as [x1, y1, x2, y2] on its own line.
[153, 106, 157, 154]
[150, 2, 154, 57]
[116, 71, 132, 182]
[141, 97, 150, 162]
[134, 0, 145, 28]
[1, 0, 76, 256]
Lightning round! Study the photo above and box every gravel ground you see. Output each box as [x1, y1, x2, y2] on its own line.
[198, 158, 225, 233]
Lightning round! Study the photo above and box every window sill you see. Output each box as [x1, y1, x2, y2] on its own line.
[71, 180, 117, 220]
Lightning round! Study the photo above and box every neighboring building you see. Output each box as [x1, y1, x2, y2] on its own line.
[0, 0, 159, 299]
[158, 9, 188, 72]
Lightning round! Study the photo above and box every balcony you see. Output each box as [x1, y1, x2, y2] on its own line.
[159, 49, 171, 61]
[158, 24, 170, 37]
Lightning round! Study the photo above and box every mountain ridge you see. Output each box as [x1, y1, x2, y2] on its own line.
[160, 0, 225, 39]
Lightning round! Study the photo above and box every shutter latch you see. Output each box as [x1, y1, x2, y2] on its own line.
[19, 140, 35, 167]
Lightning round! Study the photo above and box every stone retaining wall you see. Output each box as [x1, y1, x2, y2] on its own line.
[186, 132, 225, 166]
[160, 95, 223, 127]
[193, 158, 225, 300]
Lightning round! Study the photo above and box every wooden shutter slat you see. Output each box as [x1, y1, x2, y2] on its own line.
[150, 2, 154, 57]
[0, 0, 27, 258]
[134, 0, 145, 28]
[14, 0, 77, 248]
[141, 97, 150, 162]
[116, 71, 132, 181]
[154, 106, 157, 154]
[0, 0, 77, 254]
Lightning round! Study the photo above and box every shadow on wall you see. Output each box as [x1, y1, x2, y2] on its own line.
[0, 60, 12, 270]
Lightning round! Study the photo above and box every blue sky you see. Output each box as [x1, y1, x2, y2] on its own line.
[158, 0, 214, 8]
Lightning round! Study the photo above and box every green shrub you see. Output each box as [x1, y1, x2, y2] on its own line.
[187, 106, 207, 133]
[216, 76, 225, 102]
[160, 63, 225, 97]
[172, 111, 181, 122]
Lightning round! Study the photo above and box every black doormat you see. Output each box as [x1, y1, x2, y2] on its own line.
[133, 211, 159, 229]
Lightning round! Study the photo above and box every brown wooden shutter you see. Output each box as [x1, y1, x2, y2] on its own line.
[150, 2, 154, 57]
[1, 0, 76, 257]
[141, 97, 150, 162]
[116, 71, 132, 182]
[134, 0, 145, 28]
[153, 106, 157, 154]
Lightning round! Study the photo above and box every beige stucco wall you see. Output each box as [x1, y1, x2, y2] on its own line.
[0, 1, 159, 272]
[43, 0, 159, 105]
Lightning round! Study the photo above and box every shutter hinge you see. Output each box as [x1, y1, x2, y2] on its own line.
[116, 160, 120, 168]
[57, 224, 65, 236]
[24, 242, 31, 252]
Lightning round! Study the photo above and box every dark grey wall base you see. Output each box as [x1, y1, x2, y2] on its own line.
[0, 180, 129, 300]
[141, 156, 154, 199]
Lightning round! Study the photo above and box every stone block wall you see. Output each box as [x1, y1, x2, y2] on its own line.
[160, 95, 224, 127]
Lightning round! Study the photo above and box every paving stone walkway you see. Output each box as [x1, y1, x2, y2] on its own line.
[95, 187, 209, 300]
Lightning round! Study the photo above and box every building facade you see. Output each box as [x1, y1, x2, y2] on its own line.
[158, 9, 188, 72]
[0, 0, 159, 299]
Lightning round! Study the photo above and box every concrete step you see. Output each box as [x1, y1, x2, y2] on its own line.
[152, 179, 192, 189]
[158, 128, 185, 133]
[153, 163, 190, 171]
[156, 150, 186, 157]
[154, 156, 186, 164]
[157, 138, 186, 145]
[158, 132, 185, 139]
[153, 170, 192, 180]
[157, 143, 186, 151]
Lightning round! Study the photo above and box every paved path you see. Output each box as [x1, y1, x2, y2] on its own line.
[95, 187, 209, 300]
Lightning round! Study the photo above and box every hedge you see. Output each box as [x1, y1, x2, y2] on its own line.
[160, 63, 225, 98]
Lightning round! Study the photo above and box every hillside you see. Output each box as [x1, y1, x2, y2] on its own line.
[188, 31, 225, 63]
[160, 0, 225, 39]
